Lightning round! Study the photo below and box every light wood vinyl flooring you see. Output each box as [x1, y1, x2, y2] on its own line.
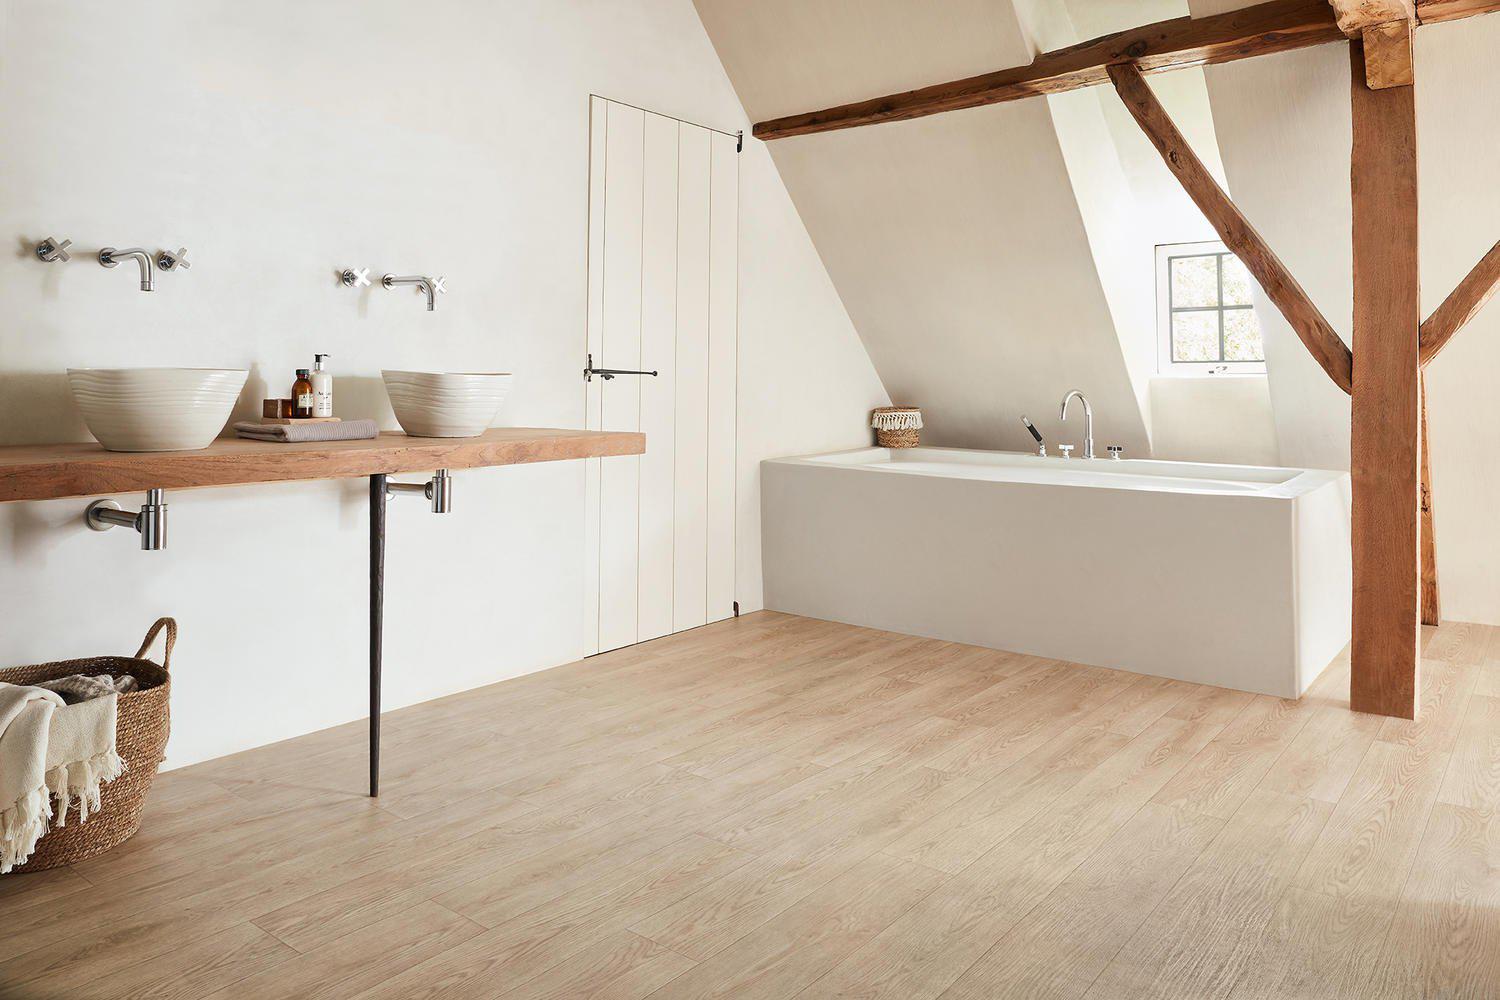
[4, 612, 1500, 999]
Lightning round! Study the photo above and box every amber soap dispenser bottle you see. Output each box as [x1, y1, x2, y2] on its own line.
[292, 369, 314, 418]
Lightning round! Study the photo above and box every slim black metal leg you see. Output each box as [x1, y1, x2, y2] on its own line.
[370, 473, 387, 797]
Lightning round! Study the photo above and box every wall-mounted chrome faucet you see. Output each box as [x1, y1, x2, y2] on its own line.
[85, 489, 168, 550]
[99, 247, 156, 291]
[387, 469, 452, 513]
[35, 238, 189, 290]
[383, 273, 446, 311]
[1059, 389, 1095, 459]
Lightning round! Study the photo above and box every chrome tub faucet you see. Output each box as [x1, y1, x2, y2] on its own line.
[1059, 390, 1095, 459]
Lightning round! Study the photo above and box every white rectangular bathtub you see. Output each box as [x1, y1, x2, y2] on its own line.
[761, 447, 1352, 698]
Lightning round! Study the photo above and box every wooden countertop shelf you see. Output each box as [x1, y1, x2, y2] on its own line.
[0, 428, 645, 503]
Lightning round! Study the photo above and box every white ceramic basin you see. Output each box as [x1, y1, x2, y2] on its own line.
[382, 371, 513, 438]
[68, 368, 249, 452]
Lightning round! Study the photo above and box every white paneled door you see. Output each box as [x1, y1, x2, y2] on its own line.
[584, 97, 738, 655]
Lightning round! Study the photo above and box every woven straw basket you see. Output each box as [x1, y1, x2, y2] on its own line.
[0, 618, 174, 874]
[871, 406, 922, 448]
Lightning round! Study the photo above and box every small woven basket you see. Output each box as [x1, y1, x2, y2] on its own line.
[0, 618, 174, 874]
[871, 406, 922, 448]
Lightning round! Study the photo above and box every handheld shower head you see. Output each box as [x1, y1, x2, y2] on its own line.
[1020, 415, 1046, 456]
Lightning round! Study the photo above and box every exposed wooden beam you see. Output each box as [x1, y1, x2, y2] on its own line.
[1349, 39, 1420, 719]
[1329, 1, 1418, 87]
[1328, 4, 1437, 643]
[751, 0, 1500, 142]
[1107, 62, 1354, 393]
[1419, 239, 1500, 364]
[1360, 19, 1416, 86]
[753, 0, 1344, 141]
[1328, 0, 1415, 34]
[1420, 373, 1441, 626]
[1416, 0, 1500, 24]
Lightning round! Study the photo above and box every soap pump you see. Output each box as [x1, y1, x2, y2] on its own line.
[311, 353, 333, 418]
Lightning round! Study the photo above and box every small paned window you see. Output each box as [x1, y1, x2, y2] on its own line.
[1156, 241, 1266, 375]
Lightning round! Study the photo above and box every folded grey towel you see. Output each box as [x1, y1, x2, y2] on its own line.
[234, 419, 380, 443]
[36, 674, 137, 705]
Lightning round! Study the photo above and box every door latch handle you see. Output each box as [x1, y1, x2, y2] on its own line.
[584, 353, 659, 382]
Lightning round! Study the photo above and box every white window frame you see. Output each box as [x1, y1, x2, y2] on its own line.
[1155, 240, 1267, 377]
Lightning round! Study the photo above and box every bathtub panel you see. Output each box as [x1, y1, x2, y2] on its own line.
[762, 449, 1352, 698]
[1294, 475, 1355, 692]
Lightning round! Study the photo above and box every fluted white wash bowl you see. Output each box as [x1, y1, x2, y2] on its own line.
[381, 371, 513, 438]
[67, 368, 249, 452]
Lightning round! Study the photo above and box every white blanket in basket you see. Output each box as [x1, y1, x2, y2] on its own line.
[0, 682, 125, 873]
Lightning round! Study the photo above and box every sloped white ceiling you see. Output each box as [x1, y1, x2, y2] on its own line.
[694, 0, 1151, 454]
[697, 0, 1014, 123]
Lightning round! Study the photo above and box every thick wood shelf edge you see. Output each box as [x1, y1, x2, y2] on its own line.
[0, 428, 646, 503]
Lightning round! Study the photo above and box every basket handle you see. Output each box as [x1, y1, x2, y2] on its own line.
[133, 617, 177, 671]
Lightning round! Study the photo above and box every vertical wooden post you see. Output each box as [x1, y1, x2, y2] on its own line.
[1419, 375, 1441, 626]
[1349, 40, 1421, 719]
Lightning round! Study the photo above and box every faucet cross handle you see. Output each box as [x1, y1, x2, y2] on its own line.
[432, 276, 447, 295]
[1059, 445, 1074, 459]
[341, 267, 372, 288]
[157, 247, 191, 272]
[36, 237, 72, 263]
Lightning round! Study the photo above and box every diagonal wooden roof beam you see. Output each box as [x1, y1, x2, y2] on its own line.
[1419, 239, 1500, 364]
[1109, 62, 1353, 393]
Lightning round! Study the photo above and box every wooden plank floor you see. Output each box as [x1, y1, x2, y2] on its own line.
[3, 611, 1499, 999]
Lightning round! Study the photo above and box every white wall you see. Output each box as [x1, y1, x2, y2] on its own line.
[1186, 16, 1355, 472]
[1019, 0, 1235, 449]
[1149, 376, 1280, 465]
[1028, 0, 1281, 467]
[1046, 87, 1159, 439]
[0, 0, 886, 768]
[698, 0, 1285, 467]
[1192, 3, 1500, 623]
[1416, 17, 1500, 626]
[696, 0, 1151, 457]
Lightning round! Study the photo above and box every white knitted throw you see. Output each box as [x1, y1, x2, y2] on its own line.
[0, 683, 125, 873]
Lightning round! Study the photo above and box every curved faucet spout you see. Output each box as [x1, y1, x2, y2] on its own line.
[382, 274, 445, 311]
[99, 247, 154, 291]
[1059, 389, 1095, 459]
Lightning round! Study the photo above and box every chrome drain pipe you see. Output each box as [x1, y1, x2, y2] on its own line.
[85, 488, 168, 550]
